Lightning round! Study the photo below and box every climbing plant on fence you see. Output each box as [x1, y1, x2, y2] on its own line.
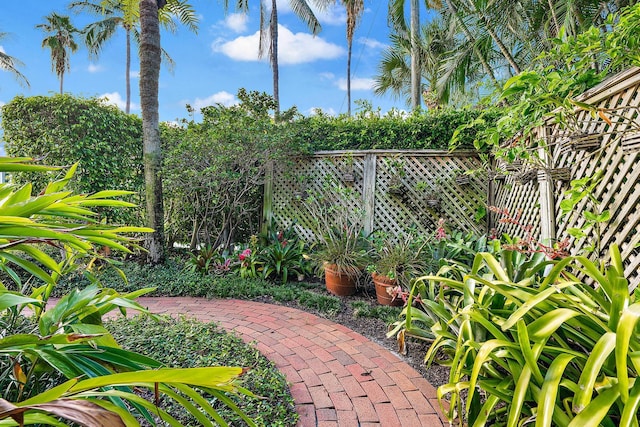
[1, 94, 144, 225]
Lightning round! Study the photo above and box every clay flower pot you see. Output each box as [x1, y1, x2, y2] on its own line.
[371, 272, 402, 306]
[324, 263, 357, 296]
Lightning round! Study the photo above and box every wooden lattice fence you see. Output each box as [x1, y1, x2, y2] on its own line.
[263, 150, 487, 242]
[493, 67, 640, 289]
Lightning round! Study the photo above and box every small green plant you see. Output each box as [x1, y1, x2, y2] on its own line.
[187, 244, 232, 275]
[560, 171, 609, 255]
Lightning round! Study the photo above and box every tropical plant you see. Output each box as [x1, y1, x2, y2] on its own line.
[340, 0, 364, 116]
[0, 31, 29, 87]
[368, 232, 428, 288]
[70, 0, 198, 113]
[394, 241, 640, 426]
[257, 224, 310, 284]
[36, 13, 79, 94]
[0, 157, 254, 425]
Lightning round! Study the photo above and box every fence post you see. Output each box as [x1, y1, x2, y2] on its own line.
[362, 154, 377, 236]
[537, 128, 556, 245]
[261, 161, 274, 234]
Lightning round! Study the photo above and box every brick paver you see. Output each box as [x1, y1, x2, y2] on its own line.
[103, 297, 447, 426]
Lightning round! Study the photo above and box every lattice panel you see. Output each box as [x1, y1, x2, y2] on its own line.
[493, 174, 542, 240]
[549, 70, 640, 289]
[270, 154, 366, 242]
[267, 151, 487, 243]
[373, 154, 486, 237]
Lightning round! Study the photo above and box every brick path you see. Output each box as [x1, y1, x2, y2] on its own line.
[115, 297, 447, 426]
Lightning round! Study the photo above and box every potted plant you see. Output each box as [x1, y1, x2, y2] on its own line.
[369, 234, 428, 306]
[313, 222, 371, 296]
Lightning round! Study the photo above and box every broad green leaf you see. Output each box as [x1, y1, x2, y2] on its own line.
[68, 367, 245, 392]
[528, 308, 581, 341]
[517, 320, 543, 384]
[616, 303, 640, 402]
[502, 281, 576, 331]
[536, 353, 575, 427]
[573, 332, 616, 413]
[507, 365, 532, 427]
[567, 386, 620, 427]
[0, 292, 40, 311]
[620, 379, 640, 427]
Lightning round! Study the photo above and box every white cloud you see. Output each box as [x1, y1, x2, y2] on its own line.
[130, 70, 140, 79]
[192, 91, 238, 110]
[0, 100, 5, 108]
[224, 13, 248, 33]
[319, 72, 335, 80]
[337, 77, 375, 91]
[88, 63, 103, 73]
[213, 25, 344, 64]
[99, 92, 139, 112]
[0, 46, 5, 54]
[358, 37, 387, 50]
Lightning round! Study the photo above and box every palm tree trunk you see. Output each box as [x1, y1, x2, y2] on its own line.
[139, 0, 165, 264]
[126, 26, 131, 114]
[410, 0, 421, 110]
[347, 38, 352, 116]
[60, 71, 64, 94]
[271, 0, 280, 118]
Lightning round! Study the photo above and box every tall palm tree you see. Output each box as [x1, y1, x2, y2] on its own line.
[36, 13, 79, 94]
[0, 32, 29, 88]
[259, 0, 332, 117]
[388, 0, 423, 110]
[341, 0, 364, 116]
[139, 0, 164, 264]
[70, 0, 198, 113]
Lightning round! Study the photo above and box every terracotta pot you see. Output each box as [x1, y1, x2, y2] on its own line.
[372, 272, 402, 306]
[324, 264, 357, 296]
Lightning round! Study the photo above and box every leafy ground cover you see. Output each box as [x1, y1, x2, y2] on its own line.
[107, 316, 298, 426]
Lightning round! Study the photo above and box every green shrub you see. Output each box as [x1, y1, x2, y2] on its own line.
[108, 316, 298, 426]
[397, 244, 640, 426]
[1, 94, 144, 225]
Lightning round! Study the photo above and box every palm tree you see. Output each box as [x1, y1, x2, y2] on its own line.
[259, 0, 332, 117]
[388, 0, 422, 110]
[0, 32, 29, 87]
[341, 0, 364, 116]
[70, 0, 198, 113]
[36, 13, 79, 94]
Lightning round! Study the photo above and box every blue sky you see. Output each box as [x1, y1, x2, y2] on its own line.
[0, 1, 415, 122]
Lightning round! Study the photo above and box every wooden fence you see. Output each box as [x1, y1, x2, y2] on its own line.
[263, 150, 487, 241]
[263, 67, 640, 289]
[493, 67, 640, 289]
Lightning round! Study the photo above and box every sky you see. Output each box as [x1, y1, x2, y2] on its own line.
[0, 0, 417, 123]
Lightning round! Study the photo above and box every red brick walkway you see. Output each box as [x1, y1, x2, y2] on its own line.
[116, 297, 446, 426]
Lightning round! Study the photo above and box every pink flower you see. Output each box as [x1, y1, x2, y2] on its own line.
[239, 248, 251, 261]
[435, 218, 447, 240]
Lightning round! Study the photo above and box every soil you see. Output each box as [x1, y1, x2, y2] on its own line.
[254, 279, 451, 389]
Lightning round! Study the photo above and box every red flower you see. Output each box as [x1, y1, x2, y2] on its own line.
[239, 248, 251, 261]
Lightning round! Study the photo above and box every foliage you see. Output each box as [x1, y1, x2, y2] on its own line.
[161, 89, 301, 250]
[186, 244, 232, 276]
[350, 300, 401, 324]
[559, 171, 610, 255]
[108, 315, 298, 426]
[258, 222, 311, 284]
[0, 157, 253, 426]
[290, 107, 500, 152]
[368, 232, 429, 289]
[453, 3, 640, 167]
[1, 94, 144, 225]
[393, 234, 640, 426]
[304, 184, 372, 278]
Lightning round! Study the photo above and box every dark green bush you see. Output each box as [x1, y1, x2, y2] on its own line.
[1, 94, 144, 225]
